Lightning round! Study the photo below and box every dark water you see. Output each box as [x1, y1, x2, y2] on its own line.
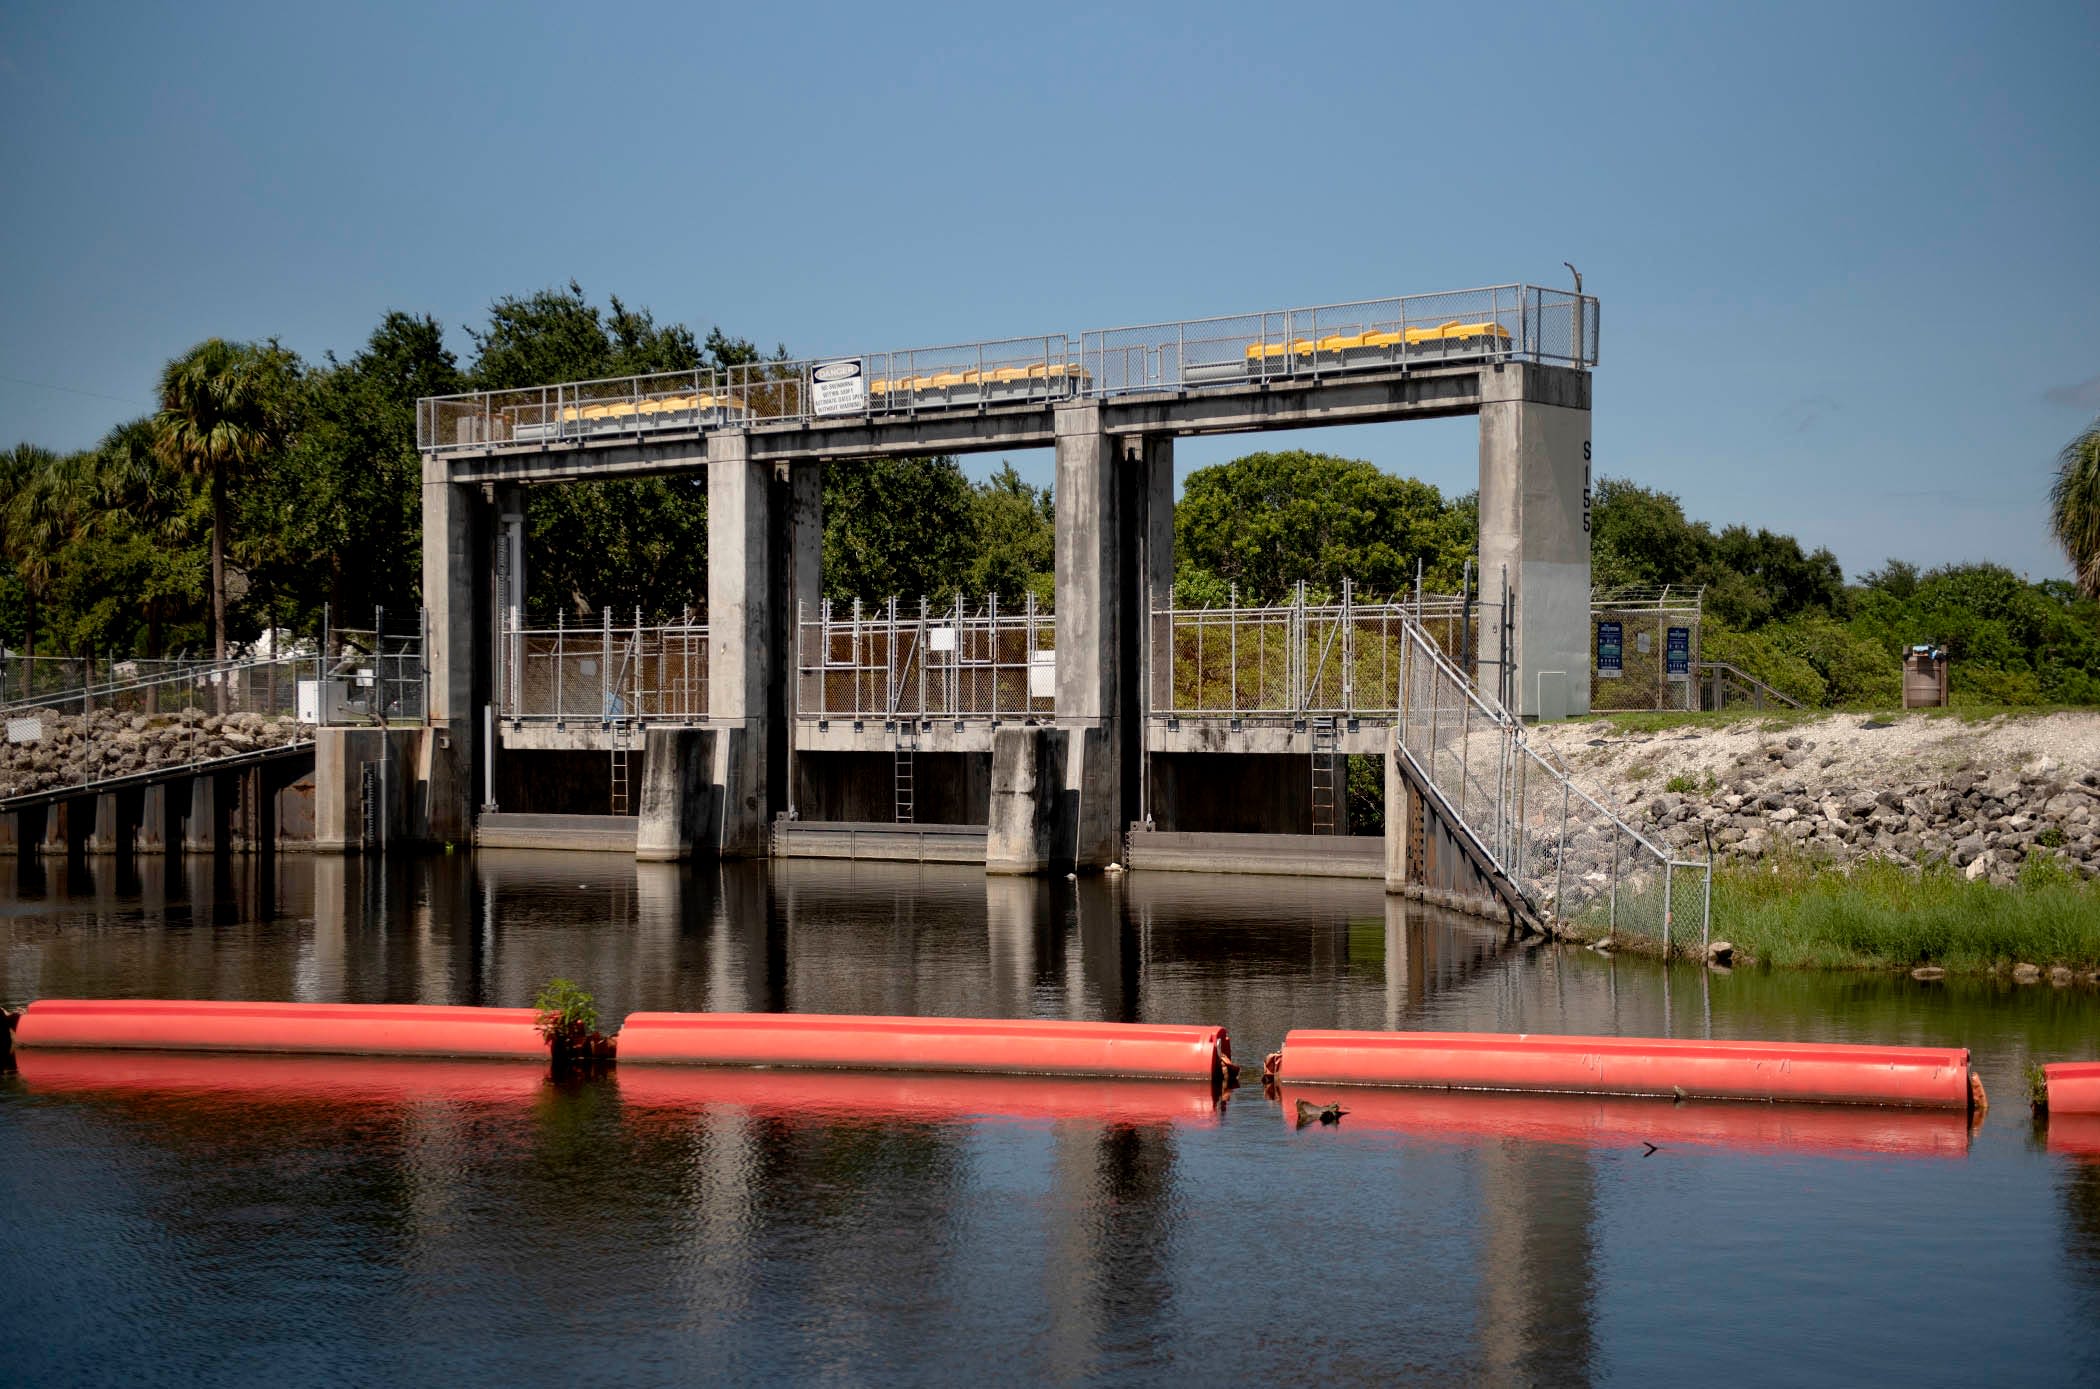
[3, 852, 2098, 1387]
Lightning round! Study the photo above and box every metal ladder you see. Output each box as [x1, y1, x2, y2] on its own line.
[894, 729, 916, 824]
[1310, 718, 1340, 835]
[610, 724, 632, 816]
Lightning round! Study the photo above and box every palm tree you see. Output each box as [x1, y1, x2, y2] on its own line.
[2052, 417, 2100, 602]
[153, 340, 297, 673]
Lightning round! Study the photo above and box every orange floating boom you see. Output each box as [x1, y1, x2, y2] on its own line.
[1269, 1029, 1980, 1110]
[2041, 1062, 2100, 1115]
[12, 999, 547, 1060]
[617, 1011, 1234, 1083]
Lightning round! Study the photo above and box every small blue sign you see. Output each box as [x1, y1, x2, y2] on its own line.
[1596, 621, 1623, 678]
[1666, 626, 1691, 679]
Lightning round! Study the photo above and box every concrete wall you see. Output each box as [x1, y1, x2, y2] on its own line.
[792, 751, 991, 826]
[1148, 752, 1323, 836]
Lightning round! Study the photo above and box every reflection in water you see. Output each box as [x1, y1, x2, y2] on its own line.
[7, 852, 2100, 1384]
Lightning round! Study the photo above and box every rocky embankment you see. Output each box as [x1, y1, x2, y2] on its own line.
[1529, 710, 2100, 886]
[0, 708, 312, 799]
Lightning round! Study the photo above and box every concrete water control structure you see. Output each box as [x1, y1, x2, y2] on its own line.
[413, 282, 1599, 879]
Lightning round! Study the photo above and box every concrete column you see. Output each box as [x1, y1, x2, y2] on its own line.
[86, 792, 124, 856]
[420, 458, 488, 843]
[636, 728, 714, 862]
[184, 775, 223, 855]
[986, 726, 1059, 873]
[1132, 435, 1172, 830]
[1051, 404, 1145, 868]
[40, 798, 81, 858]
[788, 460, 822, 637]
[1384, 734, 1410, 894]
[492, 484, 527, 739]
[138, 783, 173, 854]
[706, 431, 777, 857]
[1477, 364, 1593, 720]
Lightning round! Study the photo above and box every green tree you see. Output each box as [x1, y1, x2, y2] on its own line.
[153, 339, 302, 666]
[965, 463, 1054, 605]
[822, 456, 978, 603]
[1175, 450, 1456, 604]
[1, 444, 85, 688]
[256, 312, 460, 628]
[2051, 417, 2100, 601]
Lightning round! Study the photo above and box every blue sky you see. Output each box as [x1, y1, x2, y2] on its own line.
[2, 0, 2095, 582]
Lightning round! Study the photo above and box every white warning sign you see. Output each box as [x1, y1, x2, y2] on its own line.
[812, 359, 866, 416]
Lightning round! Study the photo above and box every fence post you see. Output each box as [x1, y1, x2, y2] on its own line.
[1609, 830, 1620, 931]
[555, 610, 565, 723]
[1554, 779, 1570, 922]
[374, 605, 385, 722]
[600, 607, 612, 725]
[1663, 859, 1675, 956]
[420, 606, 431, 724]
[1702, 862, 1713, 952]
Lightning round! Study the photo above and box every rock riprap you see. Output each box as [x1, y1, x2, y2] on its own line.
[0, 708, 313, 799]
[1528, 712, 2100, 887]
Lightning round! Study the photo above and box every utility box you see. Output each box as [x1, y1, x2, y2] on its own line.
[1901, 646, 1949, 708]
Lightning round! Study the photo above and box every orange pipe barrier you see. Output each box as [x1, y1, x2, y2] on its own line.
[12, 999, 547, 1060]
[616, 1012, 1232, 1082]
[1274, 1084, 1972, 1158]
[2041, 1062, 2100, 1115]
[14, 1049, 548, 1102]
[618, 1067, 1221, 1127]
[1269, 1029, 1978, 1109]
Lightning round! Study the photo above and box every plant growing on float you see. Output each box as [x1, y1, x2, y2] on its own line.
[533, 977, 614, 1072]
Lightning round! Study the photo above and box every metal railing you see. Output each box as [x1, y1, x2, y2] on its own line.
[1152, 583, 1499, 720]
[1697, 661, 1806, 713]
[418, 281, 1600, 452]
[1396, 611, 1710, 953]
[499, 609, 709, 724]
[796, 595, 1055, 723]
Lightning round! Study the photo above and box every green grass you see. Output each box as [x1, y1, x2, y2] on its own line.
[1711, 852, 2100, 972]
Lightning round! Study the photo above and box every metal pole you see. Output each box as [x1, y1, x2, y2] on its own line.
[555, 610, 564, 722]
[1609, 829, 1620, 931]
[1664, 859, 1675, 956]
[600, 607, 611, 726]
[1554, 779, 1570, 923]
[1702, 862, 1713, 952]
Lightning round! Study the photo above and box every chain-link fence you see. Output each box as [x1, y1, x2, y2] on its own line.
[1150, 583, 1502, 719]
[1396, 611, 1710, 953]
[796, 595, 1054, 722]
[1589, 587, 1703, 713]
[500, 609, 708, 724]
[419, 282, 1601, 451]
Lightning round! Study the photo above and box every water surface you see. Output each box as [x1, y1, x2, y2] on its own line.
[3, 853, 2096, 1385]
